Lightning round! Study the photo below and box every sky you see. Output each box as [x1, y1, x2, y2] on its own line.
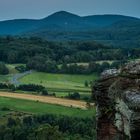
[0, 0, 140, 21]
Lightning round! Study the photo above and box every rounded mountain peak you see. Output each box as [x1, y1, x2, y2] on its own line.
[45, 11, 81, 20]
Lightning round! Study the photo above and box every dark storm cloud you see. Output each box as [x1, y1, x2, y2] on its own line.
[0, 0, 139, 21]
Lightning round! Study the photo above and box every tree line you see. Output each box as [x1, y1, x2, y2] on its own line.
[0, 58, 126, 76]
[27, 60, 126, 74]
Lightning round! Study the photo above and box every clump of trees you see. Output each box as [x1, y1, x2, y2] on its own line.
[59, 61, 126, 74]
[17, 84, 45, 92]
[0, 83, 56, 98]
[26, 60, 126, 75]
[0, 83, 48, 93]
[67, 92, 80, 100]
[15, 65, 27, 73]
[0, 62, 9, 75]
[41, 89, 48, 95]
[0, 83, 15, 91]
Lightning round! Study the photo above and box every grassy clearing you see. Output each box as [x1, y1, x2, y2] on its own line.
[0, 97, 95, 118]
[20, 72, 98, 90]
[20, 72, 98, 97]
[6, 64, 18, 74]
[6, 63, 25, 74]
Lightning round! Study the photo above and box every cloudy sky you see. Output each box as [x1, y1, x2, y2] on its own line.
[0, 0, 139, 21]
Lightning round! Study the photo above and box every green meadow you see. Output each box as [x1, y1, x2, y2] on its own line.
[0, 97, 95, 118]
[20, 72, 98, 97]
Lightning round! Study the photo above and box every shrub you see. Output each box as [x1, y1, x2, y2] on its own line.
[67, 92, 80, 100]
[17, 84, 45, 92]
[41, 89, 48, 95]
[0, 62, 9, 75]
[0, 83, 15, 90]
[15, 65, 27, 73]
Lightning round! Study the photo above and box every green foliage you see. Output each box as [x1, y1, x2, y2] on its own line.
[0, 62, 9, 75]
[0, 37, 135, 73]
[84, 80, 89, 87]
[0, 97, 95, 118]
[41, 89, 48, 96]
[7, 117, 16, 127]
[35, 124, 63, 140]
[67, 92, 80, 100]
[0, 113, 96, 140]
[17, 84, 45, 92]
[15, 65, 27, 73]
[0, 83, 15, 91]
[0, 36, 137, 74]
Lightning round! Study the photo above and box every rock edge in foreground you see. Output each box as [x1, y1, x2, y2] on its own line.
[93, 61, 140, 140]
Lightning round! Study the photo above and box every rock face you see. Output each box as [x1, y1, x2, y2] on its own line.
[93, 61, 140, 140]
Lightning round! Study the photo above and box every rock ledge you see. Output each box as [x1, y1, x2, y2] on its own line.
[93, 61, 140, 140]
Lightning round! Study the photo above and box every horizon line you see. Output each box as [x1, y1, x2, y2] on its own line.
[0, 10, 140, 22]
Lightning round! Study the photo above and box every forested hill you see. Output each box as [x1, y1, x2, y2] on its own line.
[0, 37, 112, 64]
[0, 11, 140, 47]
[0, 36, 140, 64]
[0, 36, 140, 74]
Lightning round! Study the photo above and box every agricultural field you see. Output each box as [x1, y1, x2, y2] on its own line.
[19, 72, 98, 97]
[0, 64, 98, 99]
[0, 97, 95, 118]
[0, 92, 88, 109]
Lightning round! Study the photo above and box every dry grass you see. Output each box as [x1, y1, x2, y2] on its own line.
[0, 92, 87, 109]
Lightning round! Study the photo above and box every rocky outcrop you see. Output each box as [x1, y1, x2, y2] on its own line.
[93, 61, 140, 140]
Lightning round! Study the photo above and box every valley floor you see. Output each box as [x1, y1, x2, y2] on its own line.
[0, 91, 88, 109]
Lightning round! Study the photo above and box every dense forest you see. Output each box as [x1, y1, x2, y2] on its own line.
[0, 36, 139, 74]
[0, 113, 96, 140]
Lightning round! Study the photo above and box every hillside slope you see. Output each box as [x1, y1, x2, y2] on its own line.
[0, 11, 140, 47]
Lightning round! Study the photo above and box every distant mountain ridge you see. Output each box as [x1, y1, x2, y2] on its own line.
[0, 11, 139, 34]
[0, 11, 140, 47]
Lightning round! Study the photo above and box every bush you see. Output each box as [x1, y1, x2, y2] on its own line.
[0, 62, 9, 75]
[67, 92, 80, 100]
[0, 83, 8, 89]
[1, 107, 10, 111]
[84, 80, 89, 87]
[41, 89, 48, 95]
[15, 65, 27, 73]
[0, 83, 15, 90]
[17, 84, 45, 92]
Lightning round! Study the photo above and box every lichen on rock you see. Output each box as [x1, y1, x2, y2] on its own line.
[93, 61, 140, 140]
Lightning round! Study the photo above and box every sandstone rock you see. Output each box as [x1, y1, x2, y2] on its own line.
[101, 69, 120, 79]
[93, 61, 140, 140]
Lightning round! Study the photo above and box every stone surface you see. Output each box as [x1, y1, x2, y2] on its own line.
[93, 61, 140, 140]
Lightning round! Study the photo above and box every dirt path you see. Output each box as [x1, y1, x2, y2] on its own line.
[0, 92, 87, 109]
